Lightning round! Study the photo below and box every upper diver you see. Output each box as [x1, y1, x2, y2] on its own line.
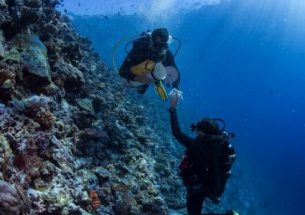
[118, 28, 181, 100]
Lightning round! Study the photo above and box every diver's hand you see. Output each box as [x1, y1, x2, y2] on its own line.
[169, 88, 183, 108]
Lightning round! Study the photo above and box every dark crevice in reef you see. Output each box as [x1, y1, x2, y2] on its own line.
[0, 0, 184, 214]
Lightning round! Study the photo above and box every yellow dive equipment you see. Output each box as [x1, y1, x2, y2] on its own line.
[130, 59, 156, 76]
[155, 81, 168, 100]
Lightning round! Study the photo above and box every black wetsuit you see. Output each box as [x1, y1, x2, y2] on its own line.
[119, 33, 180, 89]
[169, 108, 236, 215]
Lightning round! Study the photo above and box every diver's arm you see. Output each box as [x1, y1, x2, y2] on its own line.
[169, 107, 195, 148]
[163, 51, 180, 88]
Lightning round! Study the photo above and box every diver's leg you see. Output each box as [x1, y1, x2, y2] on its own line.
[132, 74, 152, 94]
[186, 192, 205, 215]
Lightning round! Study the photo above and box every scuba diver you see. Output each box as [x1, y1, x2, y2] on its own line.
[117, 28, 181, 100]
[168, 89, 238, 215]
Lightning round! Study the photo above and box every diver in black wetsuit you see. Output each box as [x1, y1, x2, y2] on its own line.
[168, 90, 238, 215]
[119, 28, 180, 100]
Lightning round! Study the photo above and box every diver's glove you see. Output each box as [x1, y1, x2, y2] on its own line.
[169, 88, 183, 100]
[155, 81, 168, 100]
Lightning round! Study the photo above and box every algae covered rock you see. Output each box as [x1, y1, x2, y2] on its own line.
[10, 34, 51, 86]
[0, 0, 7, 9]
[0, 0, 187, 214]
[0, 30, 4, 60]
[3, 48, 20, 62]
[0, 181, 26, 215]
[52, 60, 85, 91]
[77, 98, 94, 113]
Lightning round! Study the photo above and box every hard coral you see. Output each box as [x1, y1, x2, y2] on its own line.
[0, 68, 15, 86]
[89, 190, 101, 210]
[36, 109, 54, 129]
[14, 133, 51, 185]
[0, 181, 25, 215]
[24, 95, 54, 129]
[0, 67, 15, 101]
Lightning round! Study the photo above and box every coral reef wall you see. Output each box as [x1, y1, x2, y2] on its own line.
[0, 0, 184, 214]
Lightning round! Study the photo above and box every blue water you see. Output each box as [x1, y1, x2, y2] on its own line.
[61, 0, 305, 214]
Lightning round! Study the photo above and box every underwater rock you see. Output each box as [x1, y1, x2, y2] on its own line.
[142, 197, 168, 215]
[0, 181, 25, 215]
[2, 79, 14, 89]
[115, 191, 140, 215]
[24, 95, 54, 129]
[24, 95, 51, 109]
[0, 103, 5, 114]
[97, 205, 114, 215]
[73, 111, 93, 129]
[0, 30, 4, 60]
[77, 98, 94, 113]
[43, 23, 59, 35]
[24, 0, 42, 8]
[0, 66, 16, 101]
[0, 0, 7, 9]
[94, 167, 111, 184]
[0, 135, 12, 168]
[3, 48, 20, 62]
[47, 0, 61, 8]
[62, 42, 82, 66]
[52, 60, 85, 92]
[10, 34, 51, 86]
[92, 95, 106, 113]
[20, 6, 42, 26]
[88, 190, 101, 210]
[0, 67, 16, 88]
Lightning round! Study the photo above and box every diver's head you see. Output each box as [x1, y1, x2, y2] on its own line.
[190, 118, 221, 136]
[151, 28, 169, 50]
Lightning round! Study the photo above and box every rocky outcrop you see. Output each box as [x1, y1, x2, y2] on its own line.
[10, 34, 52, 86]
[0, 0, 184, 214]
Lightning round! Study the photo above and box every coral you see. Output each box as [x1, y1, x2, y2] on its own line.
[10, 34, 51, 86]
[61, 42, 82, 65]
[92, 95, 106, 113]
[24, 95, 54, 129]
[13, 132, 52, 186]
[89, 190, 101, 210]
[0, 103, 5, 115]
[0, 181, 26, 215]
[0, 0, 7, 9]
[24, 0, 42, 8]
[73, 111, 93, 129]
[52, 60, 85, 92]
[35, 109, 54, 129]
[14, 151, 42, 184]
[77, 98, 94, 113]
[0, 68, 15, 86]
[116, 191, 139, 215]
[0, 67, 16, 101]
[25, 95, 51, 108]
[0, 135, 13, 180]
[0, 1, 190, 214]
